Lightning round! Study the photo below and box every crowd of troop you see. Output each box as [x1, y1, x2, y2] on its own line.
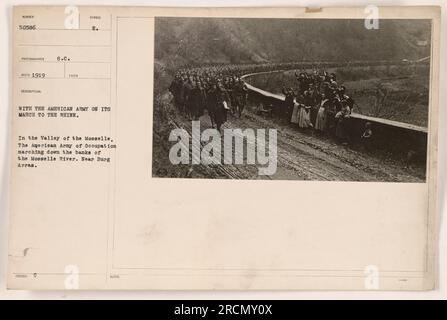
[168, 65, 372, 145]
[169, 66, 249, 131]
[280, 70, 356, 143]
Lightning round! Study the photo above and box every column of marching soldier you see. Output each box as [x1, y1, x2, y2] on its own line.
[168, 65, 373, 146]
[169, 66, 249, 132]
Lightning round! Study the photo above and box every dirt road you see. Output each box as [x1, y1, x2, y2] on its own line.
[153, 92, 425, 182]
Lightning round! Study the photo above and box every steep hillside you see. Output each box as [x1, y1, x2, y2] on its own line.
[155, 18, 431, 70]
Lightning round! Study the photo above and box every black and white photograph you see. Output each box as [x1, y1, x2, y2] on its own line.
[3, 3, 444, 296]
[153, 17, 431, 182]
